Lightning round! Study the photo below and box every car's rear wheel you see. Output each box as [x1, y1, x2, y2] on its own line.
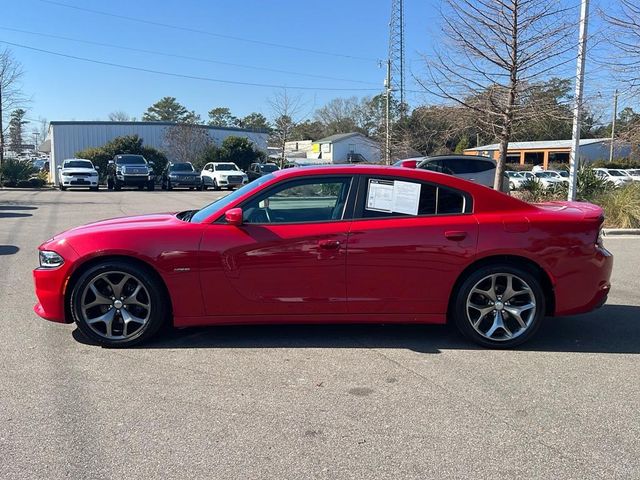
[70, 261, 169, 347]
[452, 265, 545, 348]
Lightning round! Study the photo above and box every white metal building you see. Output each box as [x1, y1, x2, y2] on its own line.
[41, 121, 270, 183]
[309, 133, 381, 164]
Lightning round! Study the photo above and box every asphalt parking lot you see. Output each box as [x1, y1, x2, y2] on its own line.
[1, 188, 639, 479]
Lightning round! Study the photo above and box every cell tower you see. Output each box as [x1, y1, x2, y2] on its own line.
[388, 0, 406, 112]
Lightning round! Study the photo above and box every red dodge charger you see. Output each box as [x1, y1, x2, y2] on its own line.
[33, 165, 612, 348]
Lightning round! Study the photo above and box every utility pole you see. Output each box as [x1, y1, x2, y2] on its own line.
[568, 0, 589, 201]
[609, 89, 618, 163]
[385, 60, 392, 165]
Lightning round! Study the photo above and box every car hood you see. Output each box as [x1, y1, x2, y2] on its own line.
[46, 213, 180, 243]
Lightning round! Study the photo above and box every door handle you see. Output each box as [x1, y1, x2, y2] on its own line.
[445, 231, 467, 241]
[318, 239, 341, 250]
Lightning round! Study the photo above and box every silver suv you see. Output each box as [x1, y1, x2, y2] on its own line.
[416, 155, 509, 192]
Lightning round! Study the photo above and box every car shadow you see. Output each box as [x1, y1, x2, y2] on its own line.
[72, 304, 640, 354]
[0, 205, 38, 210]
[0, 245, 19, 255]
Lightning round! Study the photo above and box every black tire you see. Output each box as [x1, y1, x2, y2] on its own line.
[107, 178, 114, 190]
[147, 181, 155, 191]
[212, 179, 219, 191]
[114, 181, 121, 191]
[70, 260, 169, 347]
[167, 180, 173, 191]
[451, 264, 545, 348]
[59, 185, 67, 191]
[201, 184, 207, 191]
[90, 186, 99, 192]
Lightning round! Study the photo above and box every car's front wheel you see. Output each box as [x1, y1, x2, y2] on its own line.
[70, 260, 169, 347]
[452, 264, 545, 348]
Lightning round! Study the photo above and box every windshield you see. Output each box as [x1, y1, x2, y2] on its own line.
[190, 174, 274, 223]
[507, 172, 522, 178]
[558, 171, 569, 177]
[116, 155, 146, 165]
[608, 170, 624, 176]
[215, 163, 239, 171]
[64, 160, 93, 169]
[170, 163, 194, 172]
[261, 164, 279, 172]
[536, 172, 555, 178]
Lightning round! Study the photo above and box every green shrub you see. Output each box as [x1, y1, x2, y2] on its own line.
[554, 166, 613, 202]
[591, 159, 640, 169]
[76, 135, 168, 180]
[0, 158, 36, 185]
[597, 183, 640, 228]
[517, 178, 560, 202]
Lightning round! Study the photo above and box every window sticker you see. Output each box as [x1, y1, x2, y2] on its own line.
[392, 180, 421, 215]
[366, 179, 421, 215]
[366, 179, 394, 212]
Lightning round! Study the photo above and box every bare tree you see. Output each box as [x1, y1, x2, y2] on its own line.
[421, 0, 576, 189]
[602, 1, 640, 92]
[108, 111, 132, 122]
[269, 89, 304, 167]
[0, 48, 25, 165]
[163, 123, 211, 165]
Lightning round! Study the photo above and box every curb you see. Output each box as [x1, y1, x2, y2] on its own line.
[603, 228, 640, 236]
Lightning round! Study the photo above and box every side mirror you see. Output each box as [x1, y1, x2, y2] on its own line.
[94, 165, 100, 171]
[224, 208, 243, 226]
[148, 161, 155, 166]
[57, 165, 62, 169]
[108, 160, 115, 165]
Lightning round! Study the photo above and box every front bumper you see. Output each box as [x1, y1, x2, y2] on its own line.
[60, 175, 99, 187]
[32, 241, 79, 323]
[117, 174, 152, 185]
[168, 177, 201, 187]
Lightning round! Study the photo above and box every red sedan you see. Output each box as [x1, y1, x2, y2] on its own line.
[33, 165, 612, 348]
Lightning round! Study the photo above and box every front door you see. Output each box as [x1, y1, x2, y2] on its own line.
[199, 176, 355, 317]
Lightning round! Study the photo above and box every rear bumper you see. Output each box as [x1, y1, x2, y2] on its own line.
[554, 246, 613, 316]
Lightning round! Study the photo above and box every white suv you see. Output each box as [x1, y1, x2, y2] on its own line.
[57, 158, 99, 191]
[200, 162, 248, 190]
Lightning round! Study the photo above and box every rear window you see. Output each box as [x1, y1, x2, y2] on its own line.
[361, 178, 469, 218]
[440, 158, 494, 174]
[215, 164, 238, 171]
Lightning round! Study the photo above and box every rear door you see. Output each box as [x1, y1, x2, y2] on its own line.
[346, 175, 478, 316]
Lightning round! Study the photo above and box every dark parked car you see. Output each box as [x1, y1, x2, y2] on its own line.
[161, 162, 202, 190]
[247, 162, 279, 181]
[107, 154, 155, 191]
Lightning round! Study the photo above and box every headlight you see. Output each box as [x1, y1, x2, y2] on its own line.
[39, 250, 64, 268]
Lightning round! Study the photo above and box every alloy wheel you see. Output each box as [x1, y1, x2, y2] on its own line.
[465, 273, 537, 342]
[80, 271, 151, 340]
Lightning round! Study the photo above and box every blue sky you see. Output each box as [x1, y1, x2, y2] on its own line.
[0, 0, 624, 126]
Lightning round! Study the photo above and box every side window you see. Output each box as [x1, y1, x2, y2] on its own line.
[242, 177, 352, 224]
[361, 178, 468, 218]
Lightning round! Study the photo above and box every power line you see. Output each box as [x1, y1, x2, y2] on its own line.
[36, 0, 379, 63]
[0, 26, 379, 86]
[0, 39, 381, 92]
